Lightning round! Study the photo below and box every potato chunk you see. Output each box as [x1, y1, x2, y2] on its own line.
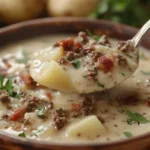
[66, 115, 107, 138]
[0, 0, 45, 24]
[30, 60, 75, 92]
[37, 46, 65, 62]
[47, 0, 99, 17]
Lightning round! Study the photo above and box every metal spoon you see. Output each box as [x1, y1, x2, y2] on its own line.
[130, 19, 150, 47]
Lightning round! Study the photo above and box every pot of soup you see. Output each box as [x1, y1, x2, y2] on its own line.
[0, 17, 150, 150]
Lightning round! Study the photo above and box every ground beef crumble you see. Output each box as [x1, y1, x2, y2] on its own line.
[80, 96, 95, 115]
[116, 55, 128, 66]
[117, 41, 135, 52]
[0, 91, 10, 103]
[71, 96, 96, 118]
[57, 32, 110, 65]
[53, 108, 67, 130]
[89, 51, 103, 62]
[98, 35, 111, 47]
[21, 91, 53, 112]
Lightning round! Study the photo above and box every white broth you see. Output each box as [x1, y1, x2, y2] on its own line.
[0, 34, 150, 144]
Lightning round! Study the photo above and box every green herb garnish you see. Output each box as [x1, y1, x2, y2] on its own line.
[0, 75, 20, 98]
[121, 72, 126, 77]
[97, 82, 105, 88]
[140, 70, 150, 76]
[16, 51, 29, 64]
[37, 108, 46, 118]
[123, 132, 133, 138]
[18, 132, 26, 137]
[72, 61, 81, 69]
[86, 29, 101, 41]
[88, 0, 150, 28]
[124, 107, 149, 125]
[94, 67, 98, 75]
[5, 79, 14, 96]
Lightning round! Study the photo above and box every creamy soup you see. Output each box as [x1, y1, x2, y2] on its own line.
[0, 34, 150, 144]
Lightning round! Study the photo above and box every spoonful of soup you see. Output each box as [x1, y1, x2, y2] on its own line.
[30, 20, 150, 93]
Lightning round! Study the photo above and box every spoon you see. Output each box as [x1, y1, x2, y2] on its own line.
[30, 20, 150, 94]
[130, 19, 150, 47]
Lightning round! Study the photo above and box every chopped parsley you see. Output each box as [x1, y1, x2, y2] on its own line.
[121, 72, 126, 77]
[0, 75, 20, 98]
[86, 29, 101, 41]
[124, 107, 149, 125]
[18, 132, 26, 137]
[97, 82, 105, 88]
[37, 108, 46, 119]
[140, 70, 150, 76]
[72, 60, 81, 69]
[94, 67, 98, 75]
[123, 132, 133, 138]
[16, 51, 29, 64]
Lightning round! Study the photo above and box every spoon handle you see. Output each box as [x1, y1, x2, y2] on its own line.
[131, 19, 150, 47]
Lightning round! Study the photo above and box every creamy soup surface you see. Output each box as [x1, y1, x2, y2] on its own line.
[0, 34, 150, 144]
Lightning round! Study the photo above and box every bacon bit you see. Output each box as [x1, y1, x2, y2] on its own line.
[20, 73, 33, 85]
[46, 92, 53, 101]
[59, 38, 74, 51]
[8, 105, 27, 121]
[73, 42, 82, 52]
[98, 56, 114, 73]
[20, 73, 37, 88]
[71, 103, 80, 112]
[55, 38, 83, 53]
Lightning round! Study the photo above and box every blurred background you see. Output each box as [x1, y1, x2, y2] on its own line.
[0, 0, 149, 28]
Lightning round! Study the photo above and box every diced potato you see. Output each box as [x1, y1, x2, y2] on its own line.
[47, 0, 100, 17]
[31, 60, 75, 92]
[66, 115, 107, 138]
[0, 0, 45, 24]
[37, 46, 65, 62]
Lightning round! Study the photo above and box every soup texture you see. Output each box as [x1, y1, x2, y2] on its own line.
[0, 33, 150, 144]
